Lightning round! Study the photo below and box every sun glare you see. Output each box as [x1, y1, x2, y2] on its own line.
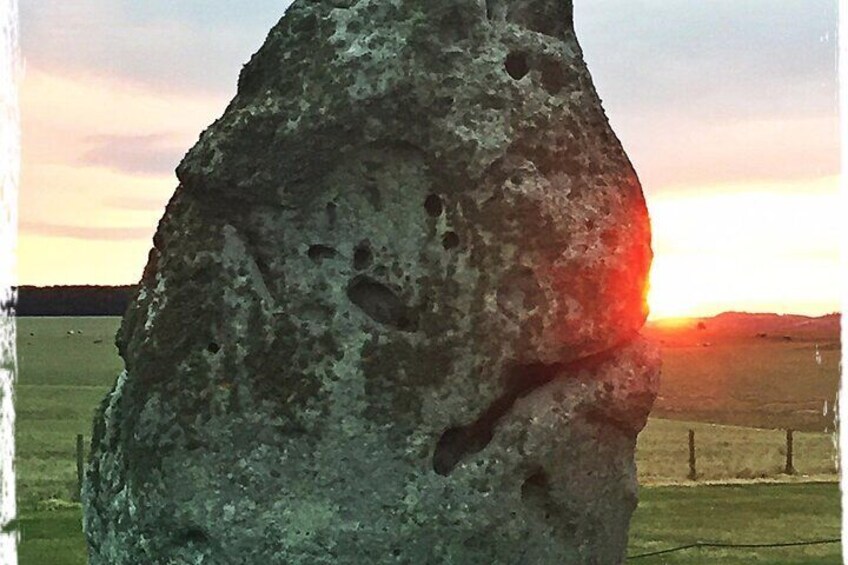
[647, 257, 701, 321]
[646, 180, 839, 320]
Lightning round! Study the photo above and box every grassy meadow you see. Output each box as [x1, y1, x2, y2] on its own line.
[628, 482, 841, 564]
[637, 418, 837, 484]
[645, 316, 840, 432]
[12, 317, 843, 564]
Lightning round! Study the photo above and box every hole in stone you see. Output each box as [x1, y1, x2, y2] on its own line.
[181, 527, 209, 545]
[308, 245, 337, 261]
[435, 96, 455, 113]
[505, 52, 529, 80]
[424, 194, 444, 217]
[207, 342, 220, 354]
[347, 276, 417, 331]
[521, 468, 569, 525]
[540, 58, 567, 95]
[353, 244, 373, 270]
[442, 232, 460, 250]
[522, 468, 549, 499]
[432, 362, 564, 476]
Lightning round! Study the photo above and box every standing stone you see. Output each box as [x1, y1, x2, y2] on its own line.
[83, 1, 660, 563]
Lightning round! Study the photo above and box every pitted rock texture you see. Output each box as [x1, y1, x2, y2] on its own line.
[83, 1, 660, 563]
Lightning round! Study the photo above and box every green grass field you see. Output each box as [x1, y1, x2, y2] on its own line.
[638, 419, 837, 484]
[628, 483, 841, 564]
[646, 319, 840, 432]
[16, 318, 123, 510]
[12, 317, 843, 563]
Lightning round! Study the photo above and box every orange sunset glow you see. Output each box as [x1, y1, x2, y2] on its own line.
[16, 2, 839, 322]
[645, 179, 840, 319]
[18, 68, 223, 285]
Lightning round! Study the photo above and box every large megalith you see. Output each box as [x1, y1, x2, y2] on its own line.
[83, 1, 660, 563]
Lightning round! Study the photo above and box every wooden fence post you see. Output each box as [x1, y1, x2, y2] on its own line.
[688, 429, 697, 480]
[76, 434, 84, 501]
[784, 429, 795, 475]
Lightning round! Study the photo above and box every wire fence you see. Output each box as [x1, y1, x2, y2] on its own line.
[636, 422, 838, 484]
[629, 426, 841, 560]
[628, 537, 841, 560]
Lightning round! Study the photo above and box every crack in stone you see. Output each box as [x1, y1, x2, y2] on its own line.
[347, 275, 418, 332]
[432, 340, 633, 475]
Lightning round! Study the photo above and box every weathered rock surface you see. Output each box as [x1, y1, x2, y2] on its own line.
[83, 0, 660, 563]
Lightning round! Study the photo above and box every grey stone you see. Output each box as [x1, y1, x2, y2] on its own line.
[83, 0, 660, 563]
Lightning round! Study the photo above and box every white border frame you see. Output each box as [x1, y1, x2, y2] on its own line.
[840, 0, 847, 562]
[0, 2, 839, 564]
[0, 0, 18, 564]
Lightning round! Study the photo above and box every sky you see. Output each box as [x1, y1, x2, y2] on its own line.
[16, 0, 840, 319]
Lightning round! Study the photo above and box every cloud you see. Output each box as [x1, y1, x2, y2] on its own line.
[18, 70, 208, 251]
[647, 180, 840, 317]
[576, 0, 837, 122]
[624, 114, 838, 190]
[20, 1, 837, 194]
[21, 0, 837, 114]
[104, 196, 169, 212]
[573, 0, 838, 191]
[15, 0, 842, 307]
[19, 0, 294, 95]
[21, 221, 153, 242]
[80, 133, 184, 176]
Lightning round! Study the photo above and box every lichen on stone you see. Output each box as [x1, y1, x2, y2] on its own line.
[84, 1, 660, 563]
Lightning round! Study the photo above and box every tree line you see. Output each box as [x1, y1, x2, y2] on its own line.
[13, 285, 137, 316]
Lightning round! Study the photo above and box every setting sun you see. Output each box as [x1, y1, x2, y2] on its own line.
[14, 1, 839, 325]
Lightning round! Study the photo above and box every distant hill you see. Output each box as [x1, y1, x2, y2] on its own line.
[15, 285, 137, 317]
[645, 312, 840, 343]
[699, 311, 839, 335]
